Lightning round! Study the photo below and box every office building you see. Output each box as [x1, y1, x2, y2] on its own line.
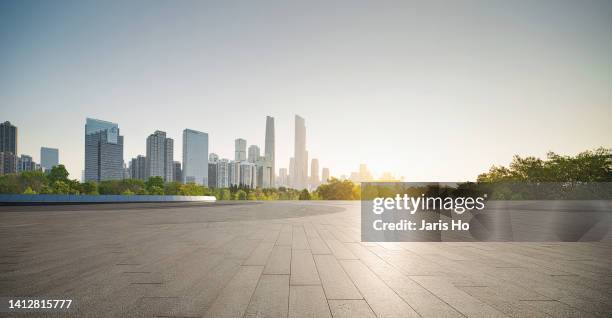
[240, 161, 256, 188]
[278, 168, 288, 187]
[228, 160, 239, 186]
[248, 145, 260, 163]
[264, 116, 275, 187]
[208, 153, 219, 188]
[40, 147, 59, 172]
[293, 115, 307, 189]
[129, 155, 146, 180]
[288, 157, 295, 188]
[235, 138, 247, 161]
[310, 158, 319, 188]
[0, 121, 18, 175]
[0, 121, 17, 154]
[322, 168, 330, 183]
[182, 129, 208, 185]
[18, 155, 39, 172]
[217, 159, 229, 188]
[146, 130, 174, 181]
[84, 118, 124, 182]
[173, 161, 182, 183]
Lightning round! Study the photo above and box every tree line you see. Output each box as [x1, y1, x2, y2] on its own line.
[0, 165, 362, 200]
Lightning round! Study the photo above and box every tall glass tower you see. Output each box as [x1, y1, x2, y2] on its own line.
[182, 129, 208, 185]
[84, 118, 124, 182]
[264, 116, 275, 187]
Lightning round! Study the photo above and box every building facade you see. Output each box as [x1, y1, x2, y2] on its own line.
[293, 115, 308, 189]
[217, 159, 229, 188]
[208, 153, 219, 188]
[264, 116, 275, 187]
[146, 130, 174, 181]
[84, 118, 124, 182]
[248, 145, 260, 163]
[173, 161, 182, 183]
[182, 129, 208, 185]
[235, 138, 247, 162]
[310, 158, 319, 188]
[40, 147, 59, 172]
[321, 167, 330, 183]
[129, 155, 146, 180]
[0, 121, 18, 175]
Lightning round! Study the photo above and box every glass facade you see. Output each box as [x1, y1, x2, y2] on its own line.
[182, 129, 208, 185]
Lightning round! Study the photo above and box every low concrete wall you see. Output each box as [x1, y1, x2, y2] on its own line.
[0, 194, 216, 204]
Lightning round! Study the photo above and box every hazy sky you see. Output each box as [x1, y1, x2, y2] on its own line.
[1, 0, 611, 181]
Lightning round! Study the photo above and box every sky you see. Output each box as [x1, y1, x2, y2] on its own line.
[1, 0, 611, 181]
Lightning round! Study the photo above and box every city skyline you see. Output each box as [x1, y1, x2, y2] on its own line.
[1, 1, 611, 181]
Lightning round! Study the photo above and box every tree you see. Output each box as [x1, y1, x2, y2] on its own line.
[52, 181, 70, 194]
[146, 177, 164, 193]
[236, 189, 247, 200]
[179, 183, 206, 196]
[47, 165, 70, 184]
[299, 189, 311, 200]
[122, 189, 135, 195]
[23, 187, 37, 194]
[315, 178, 355, 200]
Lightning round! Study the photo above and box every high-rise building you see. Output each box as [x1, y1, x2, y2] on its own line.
[359, 164, 373, 182]
[228, 160, 240, 186]
[129, 155, 146, 180]
[234, 138, 246, 162]
[321, 168, 330, 183]
[217, 159, 229, 188]
[173, 161, 182, 183]
[248, 145, 260, 163]
[84, 118, 124, 182]
[208, 153, 219, 188]
[310, 158, 319, 188]
[182, 129, 208, 185]
[288, 157, 295, 188]
[0, 121, 17, 154]
[240, 161, 256, 188]
[146, 130, 174, 181]
[265, 116, 275, 187]
[278, 168, 288, 187]
[40, 147, 59, 172]
[0, 121, 18, 175]
[293, 115, 308, 189]
[18, 155, 34, 172]
[0, 152, 17, 175]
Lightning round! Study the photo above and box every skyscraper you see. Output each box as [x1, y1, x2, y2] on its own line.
[235, 138, 247, 161]
[310, 158, 319, 188]
[129, 155, 146, 180]
[18, 155, 34, 172]
[228, 160, 240, 186]
[293, 115, 307, 189]
[182, 129, 208, 185]
[248, 145, 260, 163]
[278, 168, 288, 187]
[217, 159, 229, 188]
[208, 153, 219, 188]
[40, 147, 59, 172]
[321, 168, 330, 183]
[240, 161, 256, 188]
[146, 130, 174, 181]
[0, 121, 18, 175]
[288, 157, 295, 188]
[265, 116, 275, 187]
[84, 118, 124, 182]
[173, 161, 182, 183]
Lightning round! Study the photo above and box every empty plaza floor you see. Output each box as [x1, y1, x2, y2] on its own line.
[0, 201, 610, 317]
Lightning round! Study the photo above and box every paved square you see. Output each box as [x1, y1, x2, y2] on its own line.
[0, 201, 610, 317]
